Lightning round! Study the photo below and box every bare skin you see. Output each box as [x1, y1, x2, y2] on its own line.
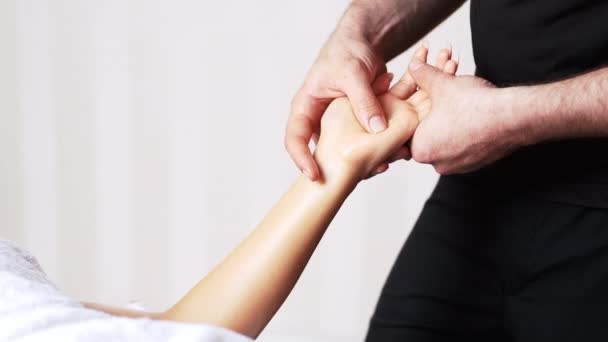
[407, 56, 608, 174]
[290, 1, 608, 176]
[285, 0, 465, 180]
[83, 46, 457, 339]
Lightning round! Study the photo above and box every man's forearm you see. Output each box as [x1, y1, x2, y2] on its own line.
[340, 0, 465, 61]
[505, 67, 608, 146]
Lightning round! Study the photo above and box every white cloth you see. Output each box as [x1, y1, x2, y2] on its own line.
[0, 240, 251, 342]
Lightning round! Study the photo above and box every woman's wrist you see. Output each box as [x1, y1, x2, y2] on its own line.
[313, 149, 361, 189]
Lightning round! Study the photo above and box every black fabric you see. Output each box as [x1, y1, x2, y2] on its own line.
[366, 176, 608, 341]
[366, 3, 608, 340]
[468, 0, 608, 208]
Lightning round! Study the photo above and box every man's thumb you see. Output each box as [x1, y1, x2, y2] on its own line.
[346, 82, 387, 134]
[409, 60, 450, 92]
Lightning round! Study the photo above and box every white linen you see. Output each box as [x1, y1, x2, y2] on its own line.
[0, 240, 251, 342]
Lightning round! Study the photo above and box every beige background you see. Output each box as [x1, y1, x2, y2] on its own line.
[0, 1, 473, 340]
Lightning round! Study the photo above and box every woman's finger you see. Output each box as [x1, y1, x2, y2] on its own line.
[388, 42, 429, 100]
[435, 46, 452, 71]
[444, 59, 459, 75]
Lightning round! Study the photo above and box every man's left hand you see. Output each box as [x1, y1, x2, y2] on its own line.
[408, 60, 525, 175]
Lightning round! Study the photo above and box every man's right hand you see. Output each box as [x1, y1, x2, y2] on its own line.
[286, 30, 391, 181]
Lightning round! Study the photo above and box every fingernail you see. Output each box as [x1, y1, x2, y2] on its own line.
[369, 115, 387, 133]
[409, 60, 423, 71]
[386, 72, 394, 82]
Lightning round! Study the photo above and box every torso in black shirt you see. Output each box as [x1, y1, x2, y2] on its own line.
[465, 0, 608, 208]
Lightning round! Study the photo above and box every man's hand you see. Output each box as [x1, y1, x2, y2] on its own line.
[286, 30, 389, 181]
[285, 0, 467, 181]
[408, 59, 524, 174]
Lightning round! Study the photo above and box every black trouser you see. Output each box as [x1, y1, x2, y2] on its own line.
[366, 175, 608, 341]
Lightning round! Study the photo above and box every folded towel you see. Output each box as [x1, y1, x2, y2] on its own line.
[0, 240, 251, 342]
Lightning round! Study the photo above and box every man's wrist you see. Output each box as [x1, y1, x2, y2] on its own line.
[337, 3, 375, 39]
[337, 2, 398, 58]
[496, 86, 547, 149]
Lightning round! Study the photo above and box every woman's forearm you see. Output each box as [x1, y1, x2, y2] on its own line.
[161, 167, 358, 338]
[342, 0, 465, 61]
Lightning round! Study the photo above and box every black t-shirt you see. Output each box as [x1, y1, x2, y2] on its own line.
[466, 0, 608, 208]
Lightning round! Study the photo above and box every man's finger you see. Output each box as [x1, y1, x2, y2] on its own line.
[403, 146, 412, 160]
[371, 73, 394, 94]
[388, 146, 411, 163]
[365, 163, 389, 179]
[286, 93, 323, 180]
[409, 60, 454, 93]
[311, 132, 320, 146]
[375, 163, 389, 174]
[344, 73, 387, 134]
[375, 63, 388, 80]
[285, 115, 320, 180]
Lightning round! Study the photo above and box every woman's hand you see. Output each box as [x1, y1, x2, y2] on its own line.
[313, 92, 416, 182]
[313, 44, 459, 183]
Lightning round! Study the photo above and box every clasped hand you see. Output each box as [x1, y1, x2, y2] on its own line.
[311, 45, 460, 183]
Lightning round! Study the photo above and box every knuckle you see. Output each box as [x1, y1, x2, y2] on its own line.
[345, 57, 367, 74]
[412, 146, 432, 164]
[434, 165, 446, 175]
[343, 58, 376, 84]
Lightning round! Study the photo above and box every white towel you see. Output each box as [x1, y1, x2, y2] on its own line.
[0, 240, 251, 342]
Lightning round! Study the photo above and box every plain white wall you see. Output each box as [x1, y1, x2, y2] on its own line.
[0, 1, 473, 340]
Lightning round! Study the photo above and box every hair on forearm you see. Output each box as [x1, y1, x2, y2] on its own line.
[341, 0, 466, 61]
